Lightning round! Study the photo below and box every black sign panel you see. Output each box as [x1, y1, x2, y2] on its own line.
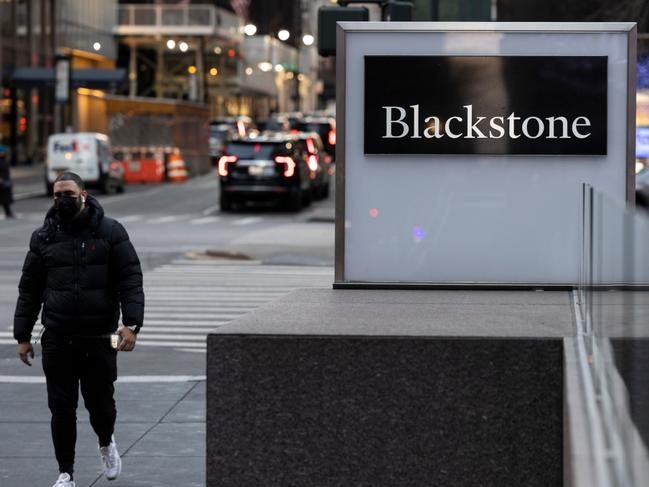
[364, 56, 607, 155]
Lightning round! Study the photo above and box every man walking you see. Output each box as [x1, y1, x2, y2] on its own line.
[14, 172, 144, 487]
[0, 143, 15, 218]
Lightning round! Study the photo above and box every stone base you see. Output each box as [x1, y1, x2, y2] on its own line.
[207, 289, 570, 486]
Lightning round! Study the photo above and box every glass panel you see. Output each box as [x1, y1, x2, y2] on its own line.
[582, 185, 649, 485]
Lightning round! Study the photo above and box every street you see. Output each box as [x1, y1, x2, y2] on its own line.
[0, 175, 334, 486]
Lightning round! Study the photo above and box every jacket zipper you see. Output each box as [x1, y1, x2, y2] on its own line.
[81, 241, 86, 268]
[73, 238, 79, 317]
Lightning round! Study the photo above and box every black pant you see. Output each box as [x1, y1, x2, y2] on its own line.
[41, 330, 117, 475]
[1, 201, 12, 217]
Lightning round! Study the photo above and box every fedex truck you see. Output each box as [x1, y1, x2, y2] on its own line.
[46, 132, 124, 195]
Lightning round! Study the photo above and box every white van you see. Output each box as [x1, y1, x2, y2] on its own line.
[46, 132, 124, 195]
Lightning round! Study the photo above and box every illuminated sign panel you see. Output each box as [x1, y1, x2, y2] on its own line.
[364, 56, 607, 155]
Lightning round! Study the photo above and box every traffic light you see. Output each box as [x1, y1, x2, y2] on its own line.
[318, 6, 369, 57]
[384, 1, 414, 21]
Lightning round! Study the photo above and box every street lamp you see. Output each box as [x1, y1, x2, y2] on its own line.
[166, 39, 176, 50]
[258, 62, 273, 72]
[302, 34, 314, 46]
[93, 42, 101, 51]
[179, 41, 189, 52]
[278, 29, 290, 41]
[244, 24, 257, 36]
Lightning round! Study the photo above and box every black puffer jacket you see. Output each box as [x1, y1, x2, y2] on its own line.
[14, 196, 144, 342]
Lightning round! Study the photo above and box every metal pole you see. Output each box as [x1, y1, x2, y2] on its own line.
[129, 42, 137, 97]
[197, 37, 205, 103]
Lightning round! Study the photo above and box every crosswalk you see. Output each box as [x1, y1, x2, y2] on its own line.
[1, 260, 334, 352]
[3, 213, 267, 227]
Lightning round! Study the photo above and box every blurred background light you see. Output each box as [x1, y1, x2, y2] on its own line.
[302, 34, 314, 46]
[258, 62, 273, 72]
[244, 24, 257, 36]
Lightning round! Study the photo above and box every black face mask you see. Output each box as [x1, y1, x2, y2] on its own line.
[55, 195, 83, 221]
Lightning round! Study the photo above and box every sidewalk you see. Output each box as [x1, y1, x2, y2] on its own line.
[9, 163, 46, 200]
[0, 378, 205, 487]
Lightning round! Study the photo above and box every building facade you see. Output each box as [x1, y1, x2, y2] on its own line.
[0, 0, 118, 165]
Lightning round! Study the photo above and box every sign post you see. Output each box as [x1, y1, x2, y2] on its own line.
[335, 23, 636, 287]
[54, 53, 71, 133]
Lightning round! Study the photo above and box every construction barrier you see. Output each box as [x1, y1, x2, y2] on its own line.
[166, 149, 188, 183]
[115, 146, 189, 184]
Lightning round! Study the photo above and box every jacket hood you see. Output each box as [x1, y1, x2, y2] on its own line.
[42, 195, 105, 237]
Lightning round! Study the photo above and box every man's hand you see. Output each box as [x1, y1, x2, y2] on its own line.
[117, 327, 137, 352]
[17, 342, 34, 366]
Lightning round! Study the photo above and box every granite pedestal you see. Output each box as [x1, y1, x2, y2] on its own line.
[207, 289, 573, 487]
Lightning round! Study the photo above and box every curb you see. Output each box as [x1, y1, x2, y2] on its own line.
[14, 190, 45, 201]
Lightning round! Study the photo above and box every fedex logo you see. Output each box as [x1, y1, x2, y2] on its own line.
[53, 141, 78, 152]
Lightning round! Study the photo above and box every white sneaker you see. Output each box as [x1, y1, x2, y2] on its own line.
[99, 435, 122, 480]
[52, 473, 75, 487]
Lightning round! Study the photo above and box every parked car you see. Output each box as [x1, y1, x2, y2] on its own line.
[218, 134, 312, 211]
[296, 116, 336, 160]
[295, 132, 331, 200]
[46, 132, 124, 195]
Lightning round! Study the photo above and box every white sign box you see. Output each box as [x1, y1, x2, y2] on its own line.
[335, 22, 636, 287]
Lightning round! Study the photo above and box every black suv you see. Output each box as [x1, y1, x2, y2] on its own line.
[296, 116, 336, 160]
[218, 135, 312, 211]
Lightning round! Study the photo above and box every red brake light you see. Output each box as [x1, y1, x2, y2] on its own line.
[218, 155, 237, 176]
[274, 156, 296, 177]
[306, 138, 316, 154]
[328, 129, 336, 146]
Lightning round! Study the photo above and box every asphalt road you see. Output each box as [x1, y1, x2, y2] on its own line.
[0, 173, 335, 369]
[0, 175, 335, 486]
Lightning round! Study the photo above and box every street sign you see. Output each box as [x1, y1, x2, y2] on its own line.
[55, 56, 70, 103]
[335, 23, 637, 287]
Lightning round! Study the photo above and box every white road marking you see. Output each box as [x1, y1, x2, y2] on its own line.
[0, 375, 206, 383]
[144, 313, 242, 319]
[147, 215, 184, 224]
[190, 216, 221, 225]
[232, 217, 262, 226]
[119, 215, 143, 223]
[201, 205, 220, 216]
[134, 340, 206, 348]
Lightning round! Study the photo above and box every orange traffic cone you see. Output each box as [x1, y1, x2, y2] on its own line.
[166, 150, 188, 183]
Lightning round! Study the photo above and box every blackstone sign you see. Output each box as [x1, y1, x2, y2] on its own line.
[364, 56, 608, 155]
[338, 23, 635, 286]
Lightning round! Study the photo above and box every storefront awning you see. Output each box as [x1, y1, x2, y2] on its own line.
[11, 67, 126, 89]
